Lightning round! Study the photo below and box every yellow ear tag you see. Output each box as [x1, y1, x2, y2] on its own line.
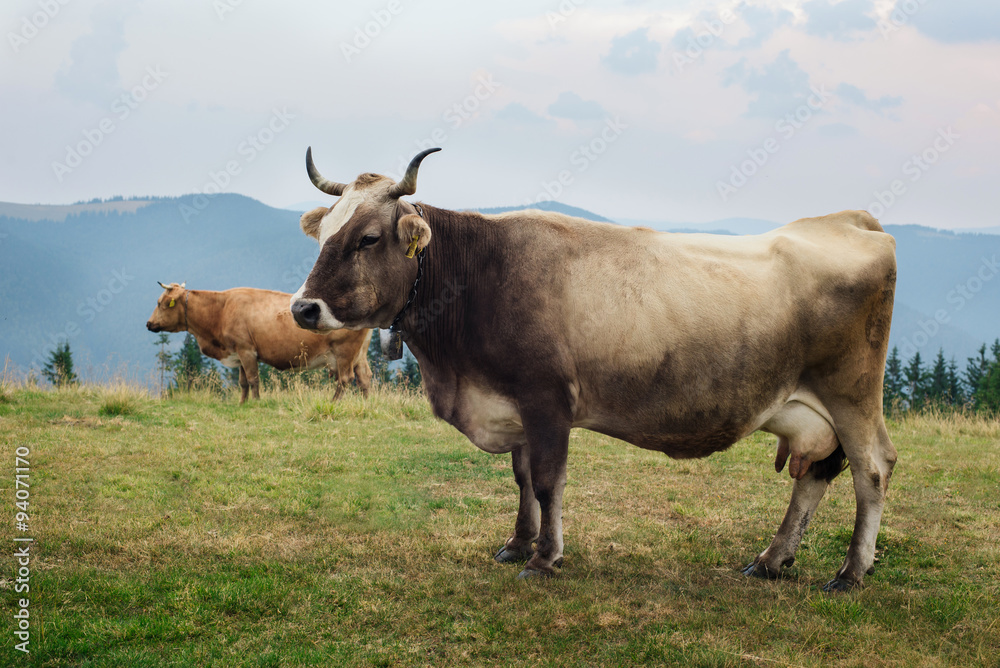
[168, 299, 175, 308]
[405, 235, 419, 259]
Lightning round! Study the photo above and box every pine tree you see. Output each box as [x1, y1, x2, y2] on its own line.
[173, 333, 209, 391]
[367, 332, 391, 385]
[883, 346, 904, 410]
[928, 349, 949, 406]
[154, 333, 172, 395]
[972, 339, 1000, 414]
[903, 351, 928, 410]
[402, 349, 422, 389]
[965, 344, 989, 400]
[42, 341, 78, 387]
[946, 357, 963, 406]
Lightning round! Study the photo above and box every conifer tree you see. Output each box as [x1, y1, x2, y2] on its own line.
[883, 346, 904, 409]
[42, 341, 78, 387]
[928, 349, 949, 405]
[903, 351, 928, 409]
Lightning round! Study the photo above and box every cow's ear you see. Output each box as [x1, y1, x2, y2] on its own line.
[300, 207, 327, 240]
[396, 214, 432, 256]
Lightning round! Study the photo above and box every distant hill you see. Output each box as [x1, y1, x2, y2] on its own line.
[475, 201, 614, 222]
[0, 196, 997, 380]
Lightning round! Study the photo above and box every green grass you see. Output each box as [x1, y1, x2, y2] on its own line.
[1, 384, 998, 666]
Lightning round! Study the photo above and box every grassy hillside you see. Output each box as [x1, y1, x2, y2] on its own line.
[1, 383, 998, 666]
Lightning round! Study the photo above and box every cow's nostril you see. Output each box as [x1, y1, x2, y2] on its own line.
[291, 300, 321, 329]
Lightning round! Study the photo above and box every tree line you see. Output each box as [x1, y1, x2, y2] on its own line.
[36, 334, 1000, 414]
[152, 332, 422, 394]
[883, 340, 1000, 413]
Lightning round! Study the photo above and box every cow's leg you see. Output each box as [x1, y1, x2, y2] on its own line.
[354, 359, 372, 398]
[742, 447, 842, 579]
[332, 356, 354, 401]
[495, 445, 539, 563]
[823, 417, 896, 591]
[237, 350, 261, 401]
[238, 366, 250, 404]
[746, 403, 843, 579]
[518, 408, 571, 578]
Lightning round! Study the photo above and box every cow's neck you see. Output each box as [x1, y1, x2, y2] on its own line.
[182, 290, 226, 351]
[399, 204, 499, 369]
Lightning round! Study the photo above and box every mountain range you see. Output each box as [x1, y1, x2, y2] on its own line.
[1, 196, 997, 381]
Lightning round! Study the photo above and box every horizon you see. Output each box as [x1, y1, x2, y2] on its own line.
[1, 192, 997, 234]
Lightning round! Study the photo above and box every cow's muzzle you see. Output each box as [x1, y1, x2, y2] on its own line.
[146, 321, 161, 332]
[290, 299, 322, 330]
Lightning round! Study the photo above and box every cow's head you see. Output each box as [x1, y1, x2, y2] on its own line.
[146, 282, 188, 332]
[290, 147, 439, 331]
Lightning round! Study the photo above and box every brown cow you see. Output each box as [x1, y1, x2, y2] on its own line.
[290, 148, 897, 592]
[147, 282, 371, 402]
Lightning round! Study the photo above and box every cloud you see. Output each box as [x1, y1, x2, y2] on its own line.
[817, 122, 859, 138]
[722, 50, 815, 118]
[547, 91, 606, 120]
[802, 0, 877, 41]
[495, 103, 552, 125]
[54, 5, 129, 106]
[602, 28, 661, 75]
[899, 0, 1000, 43]
[734, 5, 795, 49]
[836, 83, 902, 116]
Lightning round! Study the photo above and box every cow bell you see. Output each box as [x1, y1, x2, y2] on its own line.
[379, 328, 403, 360]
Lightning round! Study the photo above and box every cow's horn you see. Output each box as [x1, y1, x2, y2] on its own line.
[388, 148, 441, 199]
[306, 147, 347, 196]
[158, 281, 168, 289]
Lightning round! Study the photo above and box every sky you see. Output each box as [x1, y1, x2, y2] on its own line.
[2, 0, 999, 229]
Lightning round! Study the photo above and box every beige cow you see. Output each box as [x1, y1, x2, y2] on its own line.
[290, 147, 897, 592]
[147, 282, 371, 402]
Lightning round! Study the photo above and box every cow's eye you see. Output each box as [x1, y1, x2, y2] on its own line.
[358, 234, 380, 249]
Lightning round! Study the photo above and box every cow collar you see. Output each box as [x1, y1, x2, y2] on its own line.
[388, 202, 426, 336]
[183, 290, 190, 331]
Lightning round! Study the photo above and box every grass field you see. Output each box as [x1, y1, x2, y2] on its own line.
[1, 381, 998, 667]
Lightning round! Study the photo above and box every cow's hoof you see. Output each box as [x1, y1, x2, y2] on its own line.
[741, 561, 779, 580]
[495, 544, 533, 564]
[516, 568, 552, 580]
[821, 577, 857, 593]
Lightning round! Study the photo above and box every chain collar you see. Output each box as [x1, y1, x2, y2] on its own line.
[184, 290, 190, 330]
[388, 203, 425, 334]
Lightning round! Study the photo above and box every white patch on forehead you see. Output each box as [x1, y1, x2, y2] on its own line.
[319, 189, 370, 246]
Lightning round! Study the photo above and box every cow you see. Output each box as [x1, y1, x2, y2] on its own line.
[147, 282, 372, 403]
[289, 147, 898, 592]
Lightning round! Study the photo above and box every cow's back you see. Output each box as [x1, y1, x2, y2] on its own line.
[479, 209, 895, 456]
[219, 288, 341, 370]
